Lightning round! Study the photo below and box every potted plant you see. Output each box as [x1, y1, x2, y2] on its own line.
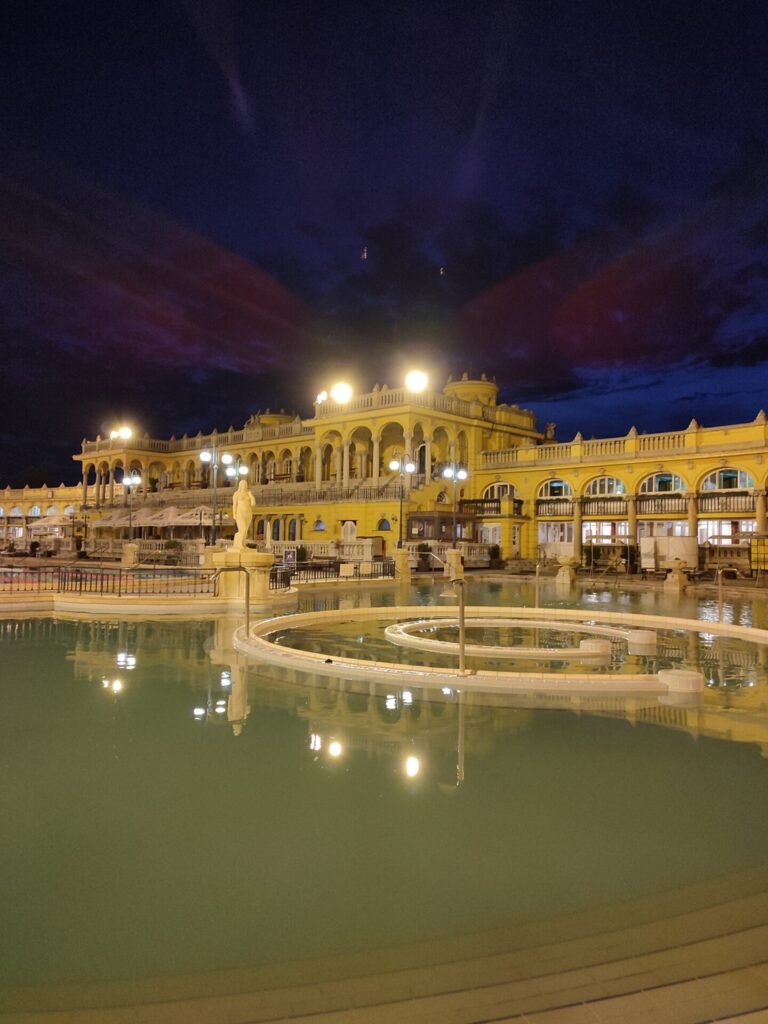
[164, 539, 182, 565]
[416, 542, 432, 571]
[488, 543, 505, 570]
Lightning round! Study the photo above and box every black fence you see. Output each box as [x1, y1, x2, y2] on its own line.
[280, 559, 396, 583]
[0, 567, 217, 596]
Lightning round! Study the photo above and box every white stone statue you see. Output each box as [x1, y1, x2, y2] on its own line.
[231, 479, 256, 550]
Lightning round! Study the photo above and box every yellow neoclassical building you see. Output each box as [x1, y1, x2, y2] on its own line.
[2, 372, 767, 570]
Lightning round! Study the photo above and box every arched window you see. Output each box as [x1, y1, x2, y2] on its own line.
[46, 505, 58, 516]
[272, 520, 280, 541]
[64, 505, 75, 515]
[584, 476, 626, 496]
[256, 520, 265, 538]
[313, 517, 326, 532]
[639, 473, 685, 493]
[436, 491, 448, 504]
[288, 519, 297, 541]
[0, 507, 4, 517]
[701, 468, 755, 491]
[10, 506, 22, 517]
[482, 482, 515, 500]
[377, 517, 391, 531]
[29, 506, 41, 517]
[537, 479, 572, 498]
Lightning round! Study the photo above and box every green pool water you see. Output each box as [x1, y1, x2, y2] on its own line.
[2, 580, 768, 996]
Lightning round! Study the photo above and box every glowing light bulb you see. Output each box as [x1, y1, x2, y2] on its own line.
[330, 382, 352, 404]
[405, 370, 428, 393]
[405, 756, 421, 778]
[328, 740, 343, 758]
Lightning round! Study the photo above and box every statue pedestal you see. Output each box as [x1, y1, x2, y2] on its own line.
[663, 558, 688, 595]
[394, 548, 411, 581]
[121, 542, 139, 568]
[445, 548, 464, 581]
[213, 548, 275, 605]
[556, 555, 578, 585]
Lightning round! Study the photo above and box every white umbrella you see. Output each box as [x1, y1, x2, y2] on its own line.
[92, 510, 131, 529]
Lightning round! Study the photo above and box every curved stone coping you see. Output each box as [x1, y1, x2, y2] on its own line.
[234, 604, 761, 693]
[385, 617, 625, 660]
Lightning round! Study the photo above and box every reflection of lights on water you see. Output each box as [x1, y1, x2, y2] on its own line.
[116, 652, 136, 669]
[215, 706, 226, 714]
[402, 690, 413, 705]
[102, 678, 124, 694]
[309, 733, 322, 751]
[404, 755, 421, 778]
[220, 671, 231, 687]
[193, 707, 206, 718]
[441, 687, 453, 696]
[385, 694, 397, 710]
[328, 740, 343, 758]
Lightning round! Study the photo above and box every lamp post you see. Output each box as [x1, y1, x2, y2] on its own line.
[200, 443, 243, 546]
[125, 471, 141, 542]
[389, 452, 416, 548]
[442, 463, 468, 547]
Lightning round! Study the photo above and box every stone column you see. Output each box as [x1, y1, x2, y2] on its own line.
[183, 466, 190, 489]
[372, 437, 380, 483]
[687, 493, 698, 540]
[573, 497, 583, 562]
[333, 446, 342, 483]
[342, 441, 350, 488]
[94, 472, 101, 508]
[314, 445, 322, 490]
[403, 432, 413, 461]
[82, 471, 88, 507]
[424, 438, 432, 484]
[108, 468, 115, 505]
[755, 489, 767, 534]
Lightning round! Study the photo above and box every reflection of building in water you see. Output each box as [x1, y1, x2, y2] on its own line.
[6, 614, 768, 764]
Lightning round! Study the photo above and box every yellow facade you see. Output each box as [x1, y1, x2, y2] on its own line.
[2, 374, 767, 566]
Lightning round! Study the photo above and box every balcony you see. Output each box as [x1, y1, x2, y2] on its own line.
[637, 495, 688, 515]
[459, 498, 524, 517]
[582, 498, 628, 517]
[536, 498, 574, 517]
[698, 492, 755, 514]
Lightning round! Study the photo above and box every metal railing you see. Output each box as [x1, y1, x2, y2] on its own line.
[0, 567, 217, 596]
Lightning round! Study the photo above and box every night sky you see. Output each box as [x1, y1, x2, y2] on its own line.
[3, 0, 768, 486]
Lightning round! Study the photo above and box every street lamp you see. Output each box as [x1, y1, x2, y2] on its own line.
[389, 452, 416, 548]
[200, 443, 241, 546]
[442, 463, 468, 547]
[124, 470, 141, 542]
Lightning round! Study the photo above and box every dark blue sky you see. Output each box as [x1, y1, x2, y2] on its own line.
[2, 0, 768, 485]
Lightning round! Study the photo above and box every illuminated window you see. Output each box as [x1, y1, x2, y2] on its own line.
[584, 476, 626, 496]
[29, 506, 41, 517]
[483, 482, 515, 500]
[700, 468, 754, 491]
[639, 473, 685, 493]
[537, 479, 572, 498]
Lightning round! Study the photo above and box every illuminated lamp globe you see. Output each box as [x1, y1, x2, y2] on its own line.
[221, 453, 233, 465]
[118, 426, 132, 440]
[225, 466, 236, 478]
[316, 390, 328, 403]
[238, 465, 249, 476]
[405, 370, 428, 393]
[328, 740, 343, 758]
[405, 756, 421, 778]
[200, 450, 212, 463]
[330, 382, 352, 404]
